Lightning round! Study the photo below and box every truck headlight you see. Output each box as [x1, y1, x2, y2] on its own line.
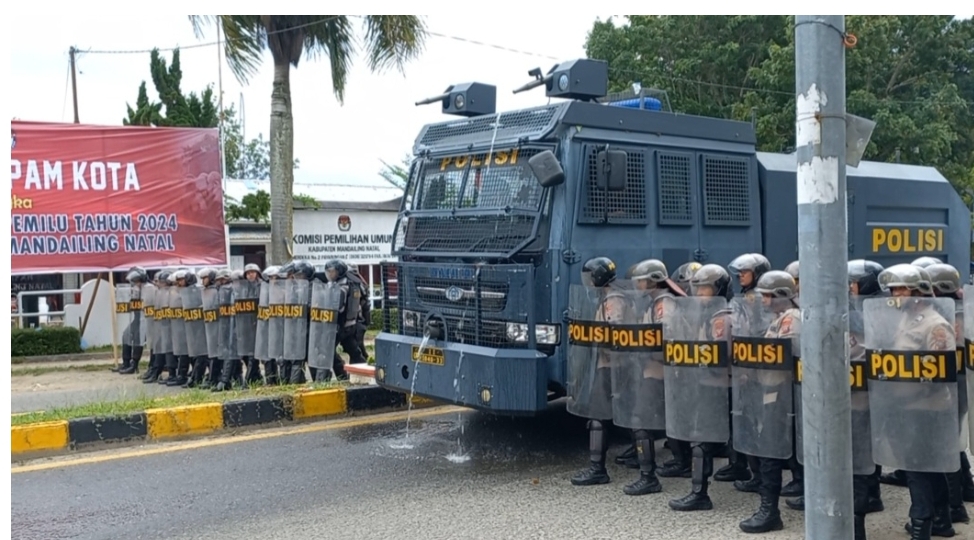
[506, 323, 560, 345]
[403, 310, 421, 329]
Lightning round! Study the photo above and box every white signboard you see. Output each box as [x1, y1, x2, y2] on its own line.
[292, 209, 399, 267]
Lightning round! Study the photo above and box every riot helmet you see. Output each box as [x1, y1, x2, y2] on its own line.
[287, 260, 315, 280]
[261, 265, 280, 281]
[244, 263, 262, 281]
[847, 259, 884, 297]
[755, 270, 798, 300]
[915, 267, 935, 296]
[924, 263, 962, 297]
[156, 269, 172, 285]
[689, 264, 730, 299]
[784, 261, 799, 283]
[324, 259, 349, 283]
[214, 268, 232, 284]
[171, 269, 187, 286]
[182, 271, 198, 287]
[878, 264, 926, 297]
[671, 262, 702, 289]
[126, 266, 148, 284]
[197, 268, 217, 287]
[230, 269, 244, 281]
[581, 257, 617, 288]
[728, 253, 771, 292]
[911, 256, 942, 269]
[631, 259, 668, 284]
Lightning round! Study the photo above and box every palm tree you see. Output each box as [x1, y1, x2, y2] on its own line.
[190, 15, 427, 264]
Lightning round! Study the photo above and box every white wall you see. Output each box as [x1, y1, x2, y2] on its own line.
[63, 278, 116, 348]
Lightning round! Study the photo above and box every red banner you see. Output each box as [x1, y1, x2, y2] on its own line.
[10, 121, 228, 274]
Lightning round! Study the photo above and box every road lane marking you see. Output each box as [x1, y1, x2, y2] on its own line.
[12, 405, 469, 474]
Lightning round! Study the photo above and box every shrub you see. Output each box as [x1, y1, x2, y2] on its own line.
[368, 308, 399, 332]
[11, 326, 83, 357]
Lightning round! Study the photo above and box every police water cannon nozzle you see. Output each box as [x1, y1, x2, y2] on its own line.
[415, 82, 496, 118]
[512, 58, 609, 102]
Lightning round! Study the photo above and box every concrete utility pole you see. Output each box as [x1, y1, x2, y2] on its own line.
[69, 46, 80, 123]
[795, 15, 853, 540]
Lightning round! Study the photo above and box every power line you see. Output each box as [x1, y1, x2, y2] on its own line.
[61, 60, 71, 122]
[75, 17, 974, 108]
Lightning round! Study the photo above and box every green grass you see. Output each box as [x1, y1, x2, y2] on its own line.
[11, 364, 114, 377]
[11, 380, 350, 426]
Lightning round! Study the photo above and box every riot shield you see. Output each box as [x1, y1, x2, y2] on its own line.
[218, 285, 239, 361]
[154, 285, 172, 354]
[865, 296, 959, 473]
[965, 285, 974, 451]
[128, 285, 146, 347]
[283, 279, 311, 361]
[610, 287, 666, 431]
[954, 299, 969, 452]
[115, 284, 135, 347]
[142, 284, 156, 352]
[169, 286, 187, 357]
[566, 284, 614, 421]
[731, 298, 796, 460]
[234, 280, 259, 357]
[202, 287, 220, 359]
[180, 286, 207, 358]
[663, 296, 731, 443]
[267, 280, 286, 360]
[308, 280, 342, 370]
[254, 281, 270, 362]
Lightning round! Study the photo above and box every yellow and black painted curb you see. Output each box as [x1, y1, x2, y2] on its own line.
[11, 386, 438, 458]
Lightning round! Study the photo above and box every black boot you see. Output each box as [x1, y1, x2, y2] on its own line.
[615, 444, 637, 466]
[781, 457, 803, 497]
[658, 439, 692, 478]
[906, 508, 956, 537]
[907, 518, 933, 540]
[571, 420, 610, 486]
[119, 345, 143, 374]
[186, 357, 208, 388]
[669, 444, 713, 511]
[114, 344, 132, 373]
[333, 355, 349, 382]
[279, 360, 293, 385]
[960, 452, 974, 503]
[867, 465, 885, 513]
[854, 514, 866, 540]
[948, 468, 970, 523]
[233, 359, 246, 389]
[715, 448, 752, 482]
[168, 355, 190, 386]
[246, 358, 262, 385]
[735, 455, 762, 493]
[785, 496, 804, 511]
[624, 431, 663, 496]
[142, 354, 162, 383]
[207, 359, 223, 389]
[264, 360, 279, 386]
[212, 359, 236, 392]
[880, 469, 908, 486]
[740, 493, 784, 533]
[158, 353, 177, 384]
[289, 361, 307, 384]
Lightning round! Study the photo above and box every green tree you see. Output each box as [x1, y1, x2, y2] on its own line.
[585, 16, 974, 194]
[378, 154, 411, 189]
[189, 15, 427, 264]
[225, 190, 271, 222]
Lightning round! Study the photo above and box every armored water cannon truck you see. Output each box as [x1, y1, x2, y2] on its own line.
[375, 58, 971, 416]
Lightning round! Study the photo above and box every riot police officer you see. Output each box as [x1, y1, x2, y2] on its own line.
[568, 257, 625, 487]
[258, 265, 280, 385]
[324, 259, 364, 380]
[115, 266, 149, 375]
[611, 259, 682, 495]
[197, 268, 222, 389]
[870, 264, 958, 539]
[143, 270, 172, 384]
[716, 253, 771, 486]
[737, 270, 801, 534]
[281, 260, 314, 384]
[346, 266, 372, 362]
[926, 262, 974, 523]
[668, 264, 733, 512]
[240, 264, 263, 385]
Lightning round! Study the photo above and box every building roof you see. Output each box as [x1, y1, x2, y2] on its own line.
[756, 152, 952, 184]
[225, 178, 404, 205]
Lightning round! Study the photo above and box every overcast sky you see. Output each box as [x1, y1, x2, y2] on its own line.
[10, 13, 971, 188]
[10, 13, 620, 187]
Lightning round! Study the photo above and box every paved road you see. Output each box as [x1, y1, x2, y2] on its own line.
[12, 403, 955, 540]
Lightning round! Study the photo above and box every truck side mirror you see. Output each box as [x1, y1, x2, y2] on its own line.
[528, 150, 565, 188]
[597, 150, 627, 191]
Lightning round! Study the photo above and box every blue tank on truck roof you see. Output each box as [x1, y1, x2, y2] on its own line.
[374, 58, 971, 416]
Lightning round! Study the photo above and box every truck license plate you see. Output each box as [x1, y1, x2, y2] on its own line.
[411, 345, 445, 366]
